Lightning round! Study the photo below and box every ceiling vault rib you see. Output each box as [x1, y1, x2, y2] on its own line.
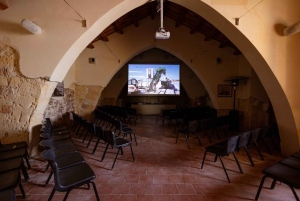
[85, 1, 242, 55]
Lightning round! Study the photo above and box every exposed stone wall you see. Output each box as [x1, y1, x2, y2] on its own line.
[0, 43, 55, 153]
[43, 88, 75, 127]
[72, 83, 103, 120]
[237, 97, 269, 130]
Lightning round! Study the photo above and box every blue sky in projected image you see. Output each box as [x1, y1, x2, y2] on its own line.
[128, 64, 180, 80]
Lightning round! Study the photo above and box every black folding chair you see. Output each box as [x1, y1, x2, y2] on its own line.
[237, 130, 254, 166]
[101, 130, 134, 170]
[0, 169, 25, 198]
[176, 120, 201, 149]
[41, 149, 100, 201]
[255, 163, 300, 201]
[201, 135, 242, 183]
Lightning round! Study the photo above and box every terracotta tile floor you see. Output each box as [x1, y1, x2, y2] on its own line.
[16, 115, 297, 201]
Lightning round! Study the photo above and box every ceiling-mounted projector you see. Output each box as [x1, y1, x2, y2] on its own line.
[155, 0, 170, 39]
[155, 28, 170, 39]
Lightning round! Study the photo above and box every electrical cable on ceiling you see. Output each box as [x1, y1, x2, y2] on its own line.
[64, 0, 85, 19]
[235, 0, 263, 25]
[102, 41, 120, 63]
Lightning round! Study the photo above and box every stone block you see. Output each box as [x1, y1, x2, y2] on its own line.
[0, 75, 7, 85]
[1, 104, 12, 114]
[9, 76, 22, 86]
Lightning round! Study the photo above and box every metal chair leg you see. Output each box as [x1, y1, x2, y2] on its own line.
[101, 144, 109, 162]
[129, 145, 135, 161]
[232, 151, 243, 173]
[219, 156, 230, 183]
[111, 149, 120, 170]
[19, 182, 26, 198]
[201, 151, 207, 169]
[244, 146, 254, 166]
[254, 142, 264, 160]
[45, 171, 53, 187]
[91, 181, 101, 201]
[185, 133, 190, 149]
[92, 138, 101, 154]
[255, 175, 267, 200]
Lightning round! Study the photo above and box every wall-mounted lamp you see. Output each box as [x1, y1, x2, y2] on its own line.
[283, 21, 300, 36]
[21, 19, 41, 34]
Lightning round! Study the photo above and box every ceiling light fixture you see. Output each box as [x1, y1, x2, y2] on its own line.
[21, 19, 41, 34]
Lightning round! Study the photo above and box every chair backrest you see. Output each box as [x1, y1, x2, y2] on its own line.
[86, 121, 94, 133]
[104, 131, 116, 147]
[188, 120, 199, 132]
[251, 127, 262, 143]
[94, 125, 106, 142]
[226, 135, 239, 153]
[238, 130, 252, 147]
[40, 149, 62, 189]
[40, 149, 55, 162]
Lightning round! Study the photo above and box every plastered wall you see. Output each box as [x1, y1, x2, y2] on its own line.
[1, 0, 300, 155]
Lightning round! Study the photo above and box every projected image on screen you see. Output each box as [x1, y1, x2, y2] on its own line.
[128, 64, 180, 95]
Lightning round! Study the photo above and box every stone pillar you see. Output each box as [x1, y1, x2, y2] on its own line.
[0, 43, 56, 156]
[72, 83, 104, 121]
[28, 81, 57, 156]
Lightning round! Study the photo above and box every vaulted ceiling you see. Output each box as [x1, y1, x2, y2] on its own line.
[87, 1, 241, 55]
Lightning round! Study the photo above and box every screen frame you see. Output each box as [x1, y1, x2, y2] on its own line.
[127, 63, 181, 96]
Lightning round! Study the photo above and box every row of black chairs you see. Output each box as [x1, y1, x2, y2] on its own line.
[0, 140, 30, 200]
[71, 112, 135, 170]
[201, 125, 277, 183]
[174, 114, 236, 149]
[39, 118, 100, 201]
[96, 106, 143, 125]
[158, 108, 237, 141]
[255, 151, 300, 200]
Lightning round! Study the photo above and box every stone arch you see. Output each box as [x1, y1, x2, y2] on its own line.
[50, 0, 298, 155]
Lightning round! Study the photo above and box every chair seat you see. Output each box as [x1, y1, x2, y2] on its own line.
[39, 139, 73, 149]
[280, 156, 300, 170]
[40, 133, 70, 141]
[0, 141, 28, 152]
[53, 146, 78, 158]
[56, 163, 95, 191]
[121, 127, 134, 133]
[0, 157, 23, 172]
[56, 153, 85, 169]
[51, 130, 70, 135]
[0, 188, 16, 201]
[205, 145, 227, 156]
[263, 163, 300, 188]
[115, 138, 131, 147]
[0, 170, 20, 191]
